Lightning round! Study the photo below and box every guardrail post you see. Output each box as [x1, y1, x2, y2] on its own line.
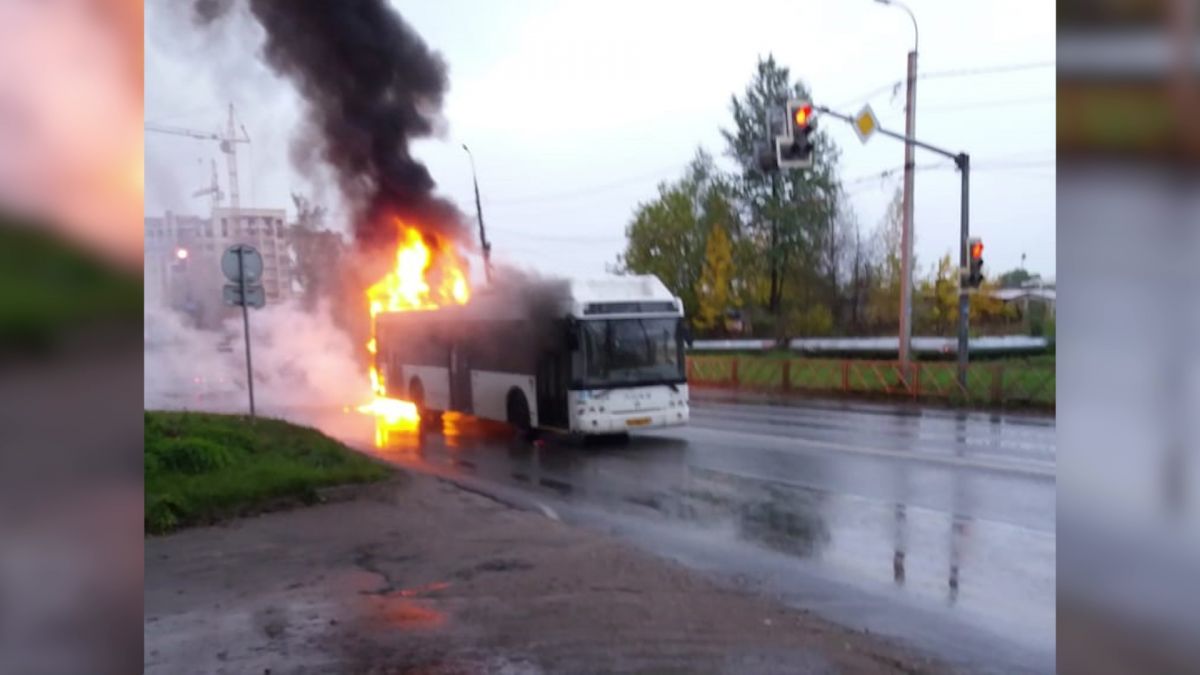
[992, 364, 1004, 405]
[730, 357, 739, 387]
[781, 360, 791, 392]
[841, 360, 850, 392]
[913, 361, 921, 399]
[687, 356, 695, 381]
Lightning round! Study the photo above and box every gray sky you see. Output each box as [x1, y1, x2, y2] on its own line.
[145, 0, 1056, 281]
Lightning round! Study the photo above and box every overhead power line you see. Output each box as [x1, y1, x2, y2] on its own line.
[840, 156, 1055, 193]
[919, 95, 1056, 113]
[920, 61, 1057, 81]
[485, 163, 685, 206]
[488, 225, 624, 244]
[832, 60, 1056, 110]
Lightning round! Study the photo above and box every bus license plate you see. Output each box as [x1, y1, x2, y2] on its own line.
[626, 417, 652, 427]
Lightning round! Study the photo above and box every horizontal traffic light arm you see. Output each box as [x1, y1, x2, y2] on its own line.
[812, 104, 967, 166]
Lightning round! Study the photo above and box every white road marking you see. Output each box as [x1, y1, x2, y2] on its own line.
[537, 503, 561, 521]
[673, 425, 1057, 478]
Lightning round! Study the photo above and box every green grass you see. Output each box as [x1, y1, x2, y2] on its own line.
[687, 354, 1055, 407]
[145, 411, 392, 534]
[0, 220, 141, 353]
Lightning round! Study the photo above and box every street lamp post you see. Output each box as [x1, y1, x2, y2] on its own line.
[461, 144, 493, 283]
[875, 0, 919, 372]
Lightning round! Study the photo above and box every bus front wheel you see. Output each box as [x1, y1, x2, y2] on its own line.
[506, 390, 532, 439]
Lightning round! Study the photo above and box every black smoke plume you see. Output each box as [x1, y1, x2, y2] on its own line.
[194, 0, 464, 253]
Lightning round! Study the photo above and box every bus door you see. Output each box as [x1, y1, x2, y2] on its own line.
[536, 349, 569, 429]
[449, 344, 473, 414]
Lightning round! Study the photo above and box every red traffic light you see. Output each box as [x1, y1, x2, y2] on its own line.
[792, 104, 813, 127]
[969, 240, 983, 260]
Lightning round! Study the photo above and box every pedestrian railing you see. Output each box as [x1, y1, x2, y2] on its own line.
[686, 355, 1055, 408]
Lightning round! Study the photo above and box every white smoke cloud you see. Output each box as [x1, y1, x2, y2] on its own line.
[144, 299, 368, 424]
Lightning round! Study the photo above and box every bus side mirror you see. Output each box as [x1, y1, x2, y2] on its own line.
[681, 321, 694, 347]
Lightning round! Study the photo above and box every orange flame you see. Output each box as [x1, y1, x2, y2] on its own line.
[358, 220, 471, 446]
[366, 225, 470, 317]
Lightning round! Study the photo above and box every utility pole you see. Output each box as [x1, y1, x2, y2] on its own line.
[874, 0, 920, 370]
[461, 144, 492, 283]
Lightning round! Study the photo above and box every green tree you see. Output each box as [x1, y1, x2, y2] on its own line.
[616, 149, 739, 320]
[693, 222, 734, 333]
[916, 254, 959, 335]
[970, 278, 1016, 327]
[914, 253, 1018, 335]
[997, 267, 1039, 288]
[865, 188, 906, 331]
[721, 55, 842, 319]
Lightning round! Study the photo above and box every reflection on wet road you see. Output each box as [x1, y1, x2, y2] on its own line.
[313, 394, 1056, 674]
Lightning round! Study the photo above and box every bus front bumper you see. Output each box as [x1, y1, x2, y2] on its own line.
[571, 406, 689, 434]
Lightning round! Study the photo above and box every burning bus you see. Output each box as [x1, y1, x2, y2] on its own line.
[372, 273, 690, 436]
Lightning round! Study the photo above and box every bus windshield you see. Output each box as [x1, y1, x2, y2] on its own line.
[580, 317, 685, 387]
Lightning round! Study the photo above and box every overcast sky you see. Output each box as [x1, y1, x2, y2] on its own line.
[145, 0, 1056, 281]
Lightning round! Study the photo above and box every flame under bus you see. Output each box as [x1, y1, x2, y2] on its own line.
[373, 275, 690, 435]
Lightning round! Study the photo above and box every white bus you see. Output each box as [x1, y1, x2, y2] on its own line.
[374, 275, 690, 436]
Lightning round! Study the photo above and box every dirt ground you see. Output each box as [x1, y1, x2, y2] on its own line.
[144, 472, 945, 674]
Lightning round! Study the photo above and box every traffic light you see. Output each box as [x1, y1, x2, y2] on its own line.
[789, 100, 813, 135]
[967, 238, 984, 288]
[777, 99, 815, 169]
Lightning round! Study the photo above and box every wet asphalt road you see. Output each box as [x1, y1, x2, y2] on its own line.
[309, 392, 1056, 675]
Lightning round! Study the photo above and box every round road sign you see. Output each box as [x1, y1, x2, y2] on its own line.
[221, 244, 263, 283]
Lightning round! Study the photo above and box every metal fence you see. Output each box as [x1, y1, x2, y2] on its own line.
[686, 355, 1055, 408]
[689, 335, 1050, 355]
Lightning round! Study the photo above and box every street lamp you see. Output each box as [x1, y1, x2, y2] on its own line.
[461, 143, 492, 283]
[874, 0, 918, 50]
[874, 0, 919, 371]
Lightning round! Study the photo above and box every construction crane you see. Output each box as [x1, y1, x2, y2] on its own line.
[146, 103, 250, 210]
[192, 159, 223, 213]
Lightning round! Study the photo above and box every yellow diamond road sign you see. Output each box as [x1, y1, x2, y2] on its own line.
[854, 104, 879, 144]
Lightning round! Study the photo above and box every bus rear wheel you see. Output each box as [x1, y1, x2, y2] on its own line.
[409, 378, 441, 431]
[506, 390, 532, 439]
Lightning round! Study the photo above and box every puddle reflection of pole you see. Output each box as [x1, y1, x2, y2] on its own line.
[892, 413, 917, 586]
[893, 502, 907, 585]
[948, 413, 971, 604]
[949, 515, 968, 604]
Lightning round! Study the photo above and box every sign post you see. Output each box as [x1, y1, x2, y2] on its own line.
[221, 244, 265, 418]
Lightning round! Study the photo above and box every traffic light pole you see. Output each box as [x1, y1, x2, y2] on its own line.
[956, 153, 970, 390]
[814, 105, 972, 388]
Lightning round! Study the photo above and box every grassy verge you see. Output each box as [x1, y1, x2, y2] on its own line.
[0, 220, 141, 354]
[687, 354, 1055, 407]
[145, 411, 392, 535]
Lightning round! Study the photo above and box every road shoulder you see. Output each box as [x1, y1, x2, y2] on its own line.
[145, 472, 946, 674]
